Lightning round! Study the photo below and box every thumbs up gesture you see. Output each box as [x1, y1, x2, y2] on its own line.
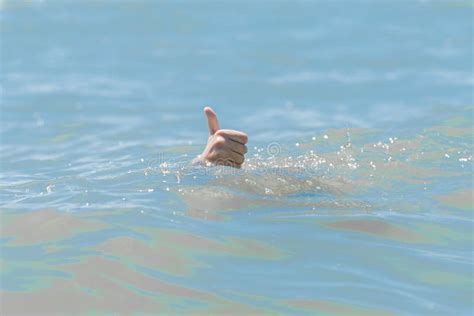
[194, 106, 248, 168]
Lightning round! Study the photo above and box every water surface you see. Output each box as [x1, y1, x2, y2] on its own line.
[1, 0, 473, 315]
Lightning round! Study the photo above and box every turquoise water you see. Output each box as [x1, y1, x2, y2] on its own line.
[1, 0, 473, 315]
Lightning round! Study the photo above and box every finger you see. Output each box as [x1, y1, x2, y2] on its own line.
[204, 106, 220, 135]
[226, 150, 245, 164]
[214, 149, 244, 165]
[226, 140, 247, 155]
[228, 135, 248, 145]
[216, 129, 248, 144]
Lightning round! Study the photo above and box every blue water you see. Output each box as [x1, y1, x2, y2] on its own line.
[1, 0, 473, 315]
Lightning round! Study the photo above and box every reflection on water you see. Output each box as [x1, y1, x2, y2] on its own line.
[284, 299, 395, 316]
[1, 0, 473, 315]
[1, 209, 108, 246]
[320, 219, 423, 243]
[1, 121, 472, 314]
[1, 209, 284, 315]
[435, 189, 473, 210]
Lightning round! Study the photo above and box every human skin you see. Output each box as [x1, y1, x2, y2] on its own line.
[193, 106, 248, 168]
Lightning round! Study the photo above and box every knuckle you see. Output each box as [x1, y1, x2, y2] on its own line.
[213, 136, 226, 148]
[215, 130, 226, 137]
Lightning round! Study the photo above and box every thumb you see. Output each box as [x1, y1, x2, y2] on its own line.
[204, 106, 220, 135]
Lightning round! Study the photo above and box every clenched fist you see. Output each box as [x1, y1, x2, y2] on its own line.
[193, 106, 248, 168]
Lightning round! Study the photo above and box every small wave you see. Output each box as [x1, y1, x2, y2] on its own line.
[268, 70, 378, 85]
[4, 73, 144, 97]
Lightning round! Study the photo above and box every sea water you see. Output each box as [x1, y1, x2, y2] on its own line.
[1, 0, 473, 315]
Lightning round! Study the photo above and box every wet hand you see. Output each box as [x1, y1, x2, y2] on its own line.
[194, 106, 248, 168]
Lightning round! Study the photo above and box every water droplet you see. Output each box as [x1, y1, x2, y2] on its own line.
[46, 184, 55, 194]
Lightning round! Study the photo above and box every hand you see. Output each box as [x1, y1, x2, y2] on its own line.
[194, 106, 248, 168]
